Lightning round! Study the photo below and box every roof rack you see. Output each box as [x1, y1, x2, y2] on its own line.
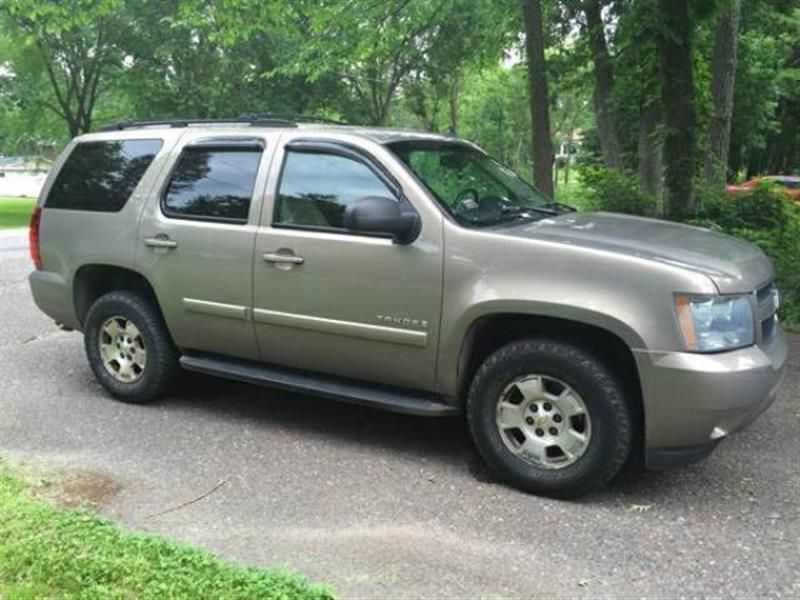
[101, 113, 349, 132]
[238, 112, 349, 126]
[100, 116, 298, 131]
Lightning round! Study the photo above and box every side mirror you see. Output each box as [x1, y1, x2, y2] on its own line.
[343, 196, 420, 244]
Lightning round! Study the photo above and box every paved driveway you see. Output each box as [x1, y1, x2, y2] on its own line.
[1, 233, 799, 599]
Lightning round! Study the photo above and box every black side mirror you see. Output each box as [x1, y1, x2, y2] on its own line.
[343, 196, 420, 244]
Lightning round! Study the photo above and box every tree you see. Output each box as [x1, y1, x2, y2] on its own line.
[704, 0, 742, 185]
[728, 0, 799, 178]
[522, 0, 555, 198]
[612, 0, 664, 198]
[1, 0, 127, 137]
[656, 0, 697, 217]
[584, 0, 622, 171]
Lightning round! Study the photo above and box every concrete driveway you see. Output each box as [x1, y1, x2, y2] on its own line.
[2, 231, 799, 599]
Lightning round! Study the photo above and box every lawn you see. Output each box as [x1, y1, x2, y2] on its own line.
[0, 469, 332, 599]
[0, 196, 36, 230]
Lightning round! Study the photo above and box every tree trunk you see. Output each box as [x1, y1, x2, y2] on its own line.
[637, 105, 663, 199]
[448, 74, 459, 134]
[585, 0, 623, 171]
[522, 0, 555, 199]
[704, 0, 742, 185]
[656, 0, 696, 218]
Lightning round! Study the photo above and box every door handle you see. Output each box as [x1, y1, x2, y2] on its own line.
[262, 252, 304, 265]
[143, 236, 178, 249]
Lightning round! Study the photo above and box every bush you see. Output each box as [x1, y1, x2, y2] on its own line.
[579, 167, 659, 216]
[694, 182, 788, 230]
[694, 182, 800, 329]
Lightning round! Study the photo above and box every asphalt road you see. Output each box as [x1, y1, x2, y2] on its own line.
[1, 229, 799, 599]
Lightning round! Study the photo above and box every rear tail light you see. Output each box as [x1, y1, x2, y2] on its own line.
[29, 207, 42, 269]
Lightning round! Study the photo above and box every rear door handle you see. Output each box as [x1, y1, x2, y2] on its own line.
[262, 252, 304, 265]
[143, 236, 178, 249]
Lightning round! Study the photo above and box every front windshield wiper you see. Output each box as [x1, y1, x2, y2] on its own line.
[463, 206, 553, 228]
[501, 204, 560, 217]
[541, 201, 577, 212]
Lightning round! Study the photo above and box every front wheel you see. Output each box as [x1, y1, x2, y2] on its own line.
[84, 291, 178, 404]
[467, 338, 633, 497]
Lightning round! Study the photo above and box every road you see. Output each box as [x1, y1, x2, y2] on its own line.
[1, 229, 799, 599]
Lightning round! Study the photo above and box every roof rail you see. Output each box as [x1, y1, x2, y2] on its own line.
[100, 116, 298, 131]
[238, 112, 348, 125]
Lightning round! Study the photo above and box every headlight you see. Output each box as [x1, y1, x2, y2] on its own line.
[674, 294, 755, 352]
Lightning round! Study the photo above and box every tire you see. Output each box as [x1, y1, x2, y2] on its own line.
[84, 291, 178, 404]
[467, 337, 632, 498]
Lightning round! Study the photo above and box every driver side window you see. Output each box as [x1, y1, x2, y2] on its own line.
[274, 151, 394, 230]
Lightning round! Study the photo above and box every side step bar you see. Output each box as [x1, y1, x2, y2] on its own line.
[179, 353, 460, 417]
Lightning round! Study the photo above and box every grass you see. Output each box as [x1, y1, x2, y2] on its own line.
[0, 196, 36, 229]
[0, 469, 333, 599]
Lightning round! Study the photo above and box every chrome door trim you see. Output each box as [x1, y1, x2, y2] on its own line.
[252, 308, 428, 347]
[183, 298, 248, 320]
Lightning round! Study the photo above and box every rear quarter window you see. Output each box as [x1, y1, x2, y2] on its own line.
[45, 139, 163, 212]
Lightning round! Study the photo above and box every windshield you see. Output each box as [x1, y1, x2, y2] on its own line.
[389, 141, 567, 227]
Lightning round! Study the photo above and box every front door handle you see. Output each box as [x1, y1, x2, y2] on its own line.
[262, 252, 304, 265]
[143, 236, 178, 249]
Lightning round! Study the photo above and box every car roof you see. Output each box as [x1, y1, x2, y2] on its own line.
[296, 124, 459, 145]
[80, 120, 463, 147]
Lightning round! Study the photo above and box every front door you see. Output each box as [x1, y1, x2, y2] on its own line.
[136, 133, 275, 360]
[253, 137, 444, 391]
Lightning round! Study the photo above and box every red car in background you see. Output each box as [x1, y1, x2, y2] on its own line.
[726, 175, 800, 202]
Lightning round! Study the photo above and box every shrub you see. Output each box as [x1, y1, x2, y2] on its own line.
[579, 167, 659, 216]
[694, 182, 800, 329]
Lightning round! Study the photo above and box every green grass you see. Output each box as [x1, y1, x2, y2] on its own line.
[0, 470, 333, 599]
[0, 196, 36, 229]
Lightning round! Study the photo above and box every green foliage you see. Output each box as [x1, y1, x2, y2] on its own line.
[0, 197, 36, 229]
[694, 183, 800, 328]
[579, 167, 659, 216]
[0, 468, 332, 599]
[729, 1, 800, 176]
[456, 65, 533, 176]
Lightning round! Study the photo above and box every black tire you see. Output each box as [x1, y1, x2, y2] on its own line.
[467, 338, 632, 498]
[84, 291, 178, 404]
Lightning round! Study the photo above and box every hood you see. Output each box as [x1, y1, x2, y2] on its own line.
[499, 212, 773, 293]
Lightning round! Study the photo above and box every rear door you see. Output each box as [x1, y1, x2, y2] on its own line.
[252, 134, 444, 391]
[136, 131, 277, 360]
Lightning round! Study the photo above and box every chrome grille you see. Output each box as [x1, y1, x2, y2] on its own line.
[756, 282, 779, 341]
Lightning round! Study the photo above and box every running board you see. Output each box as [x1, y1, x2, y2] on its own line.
[179, 353, 460, 417]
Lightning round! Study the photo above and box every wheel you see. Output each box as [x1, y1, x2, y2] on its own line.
[83, 291, 178, 403]
[467, 338, 632, 498]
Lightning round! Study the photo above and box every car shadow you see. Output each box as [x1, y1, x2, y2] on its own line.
[163, 371, 688, 499]
[168, 371, 479, 467]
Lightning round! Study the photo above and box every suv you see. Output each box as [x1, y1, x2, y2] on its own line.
[29, 117, 788, 497]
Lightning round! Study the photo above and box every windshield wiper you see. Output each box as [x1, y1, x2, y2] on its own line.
[541, 201, 577, 213]
[502, 204, 559, 216]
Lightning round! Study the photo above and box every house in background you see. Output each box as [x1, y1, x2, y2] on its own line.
[0, 156, 52, 198]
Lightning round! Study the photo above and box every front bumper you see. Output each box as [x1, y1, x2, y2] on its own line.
[635, 322, 788, 468]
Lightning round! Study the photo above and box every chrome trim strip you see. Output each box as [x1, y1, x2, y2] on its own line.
[183, 298, 248, 321]
[758, 286, 779, 322]
[252, 308, 428, 347]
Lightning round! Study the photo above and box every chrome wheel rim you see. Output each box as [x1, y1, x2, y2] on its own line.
[98, 316, 147, 383]
[495, 374, 591, 469]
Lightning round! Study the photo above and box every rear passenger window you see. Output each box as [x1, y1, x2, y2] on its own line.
[46, 139, 162, 212]
[163, 145, 262, 222]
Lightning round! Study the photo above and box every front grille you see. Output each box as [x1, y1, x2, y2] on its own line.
[756, 282, 779, 342]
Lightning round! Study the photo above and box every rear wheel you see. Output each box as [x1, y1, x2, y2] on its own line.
[84, 291, 178, 403]
[467, 338, 632, 497]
